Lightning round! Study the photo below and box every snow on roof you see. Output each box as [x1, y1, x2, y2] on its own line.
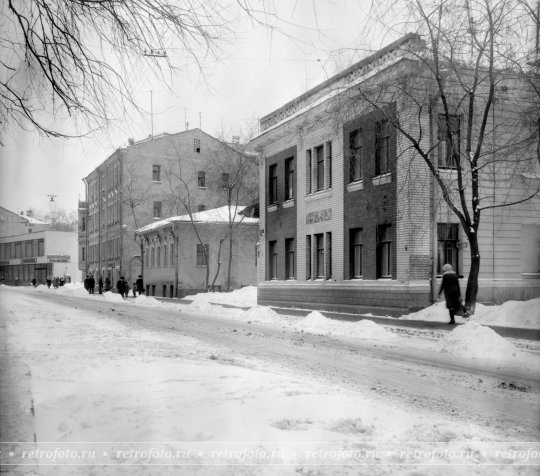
[137, 205, 258, 234]
[21, 214, 49, 224]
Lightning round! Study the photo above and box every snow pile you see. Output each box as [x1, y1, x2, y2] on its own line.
[441, 322, 518, 359]
[102, 291, 125, 303]
[57, 284, 89, 297]
[402, 298, 540, 329]
[244, 306, 289, 325]
[131, 295, 163, 307]
[472, 298, 540, 329]
[296, 311, 397, 340]
[188, 286, 257, 307]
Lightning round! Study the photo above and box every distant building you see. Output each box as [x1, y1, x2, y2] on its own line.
[136, 205, 259, 297]
[0, 228, 80, 285]
[79, 129, 258, 292]
[0, 207, 49, 237]
[250, 34, 540, 313]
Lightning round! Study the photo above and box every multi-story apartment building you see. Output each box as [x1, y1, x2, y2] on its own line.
[79, 129, 258, 293]
[251, 35, 540, 314]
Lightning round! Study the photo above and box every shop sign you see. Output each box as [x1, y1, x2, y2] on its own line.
[21, 258, 37, 264]
[0, 260, 9, 266]
[47, 254, 70, 263]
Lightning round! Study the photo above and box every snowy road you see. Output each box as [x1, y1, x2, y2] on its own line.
[1, 286, 539, 475]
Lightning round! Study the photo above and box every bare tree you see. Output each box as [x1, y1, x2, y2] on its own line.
[332, 0, 540, 312]
[208, 137, 259, 290]
[121, 160, 153, 279]
[0, 0, 278, 138]
[38, 207, 77, 231]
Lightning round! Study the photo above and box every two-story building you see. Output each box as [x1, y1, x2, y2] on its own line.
[250, 34, 540, 314]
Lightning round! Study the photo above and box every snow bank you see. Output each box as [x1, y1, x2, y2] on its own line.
[188, 286, 257, 307]
[401, 298, 540, 329]
[131, 295, 163, 307]
[441, 322, 518, 359]
[102, 291, 125, 303]
[472, 298, 540, 329]
[296, 311, 397, 340]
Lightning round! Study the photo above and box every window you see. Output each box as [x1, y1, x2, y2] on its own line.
[151, 247, 155, 267]
[197, 243, 208, 266]
[268, 240, 277, 279]
[285, 157, 295, 200]
[153, 201, 162, 218]
[326, 141, 332, 189]
[82, 247, 86, 261]
[194, 138, 201, 153]
[198, 204, 206, 212]
[437, 223, 459, 274]
[145, 247, 149, 267]
[375, 120, 390, 176]
[269, 164, 278, 204]
[15, 242, 21, 258]
[157, 245, 161, 267]
[82, 217, 86, 232]
[437, 114, 461, 168]
[306, 235, 311, 280]
[350, 228, 363, 278]
[349, 129, 363, 182]
[38, 239, 44, 256]
[315, 234, 324, 277]
[164, 244, 168, 267]
[197, 171, 206, 188]
[315, 145, 324, 191]
[377, 225, 392, 278]
[326, 232, 332, 279]
[170, 242, 174, 267]
[306, 150, 312, 194]
[221, 173, 230, 189]
[152, 164, 161, 181]
[285, 238, 295, 279]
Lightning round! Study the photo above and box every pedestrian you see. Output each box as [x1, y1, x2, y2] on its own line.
[136, 275, 144, 296]
[116, 277, 125, 298]
[105, 276, 111, 292]
[438, 263, 464, 325]
[31, 277, 37, 287]
[98, 276, 103, 294]
[132, 283, 137, 298]
[84, 275, 89, 292]
[46, 277, 52, 288]
[123, 280, 130, 298]
[88, 275, 95, 294]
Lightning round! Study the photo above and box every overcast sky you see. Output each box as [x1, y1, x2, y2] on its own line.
[0, 0, 396, 217]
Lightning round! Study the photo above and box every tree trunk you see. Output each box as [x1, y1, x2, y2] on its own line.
[211, 238, 225, 292]
[226, 228, 233, 291]
[465, 234, 480, 314]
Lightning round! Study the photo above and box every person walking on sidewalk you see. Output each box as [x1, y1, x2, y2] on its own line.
[438, 263, 463, 325]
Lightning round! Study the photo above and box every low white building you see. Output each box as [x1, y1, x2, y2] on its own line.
[0, 230, 80, 285]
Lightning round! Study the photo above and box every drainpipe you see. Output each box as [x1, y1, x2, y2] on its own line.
[429, 104, 438, 304]
[83, 178, 89, 277]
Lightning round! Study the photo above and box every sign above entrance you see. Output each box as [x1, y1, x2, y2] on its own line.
[47, 255, 70, 263]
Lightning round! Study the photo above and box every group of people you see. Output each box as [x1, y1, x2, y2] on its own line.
[45, 276, 66, 288]
[84, 275, 111, 294]
[83, 274, 144, 298]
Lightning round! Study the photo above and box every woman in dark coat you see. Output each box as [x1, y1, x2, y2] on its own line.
[438, 263, 462, 324]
